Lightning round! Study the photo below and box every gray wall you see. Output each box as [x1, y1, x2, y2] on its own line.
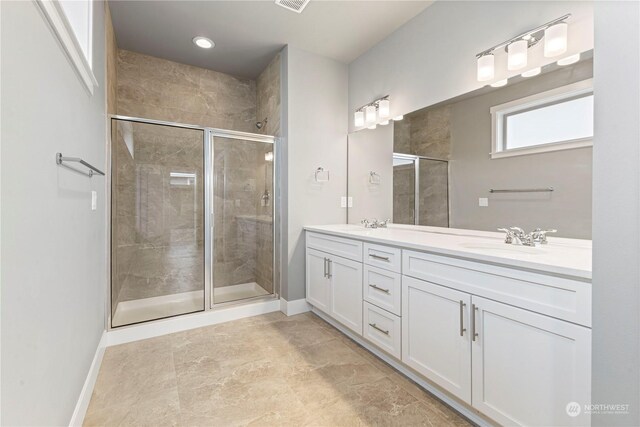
[592, 2, 640, 425]
[282, 46, 348, 301]
[1, 1, 107, 425]
[449, 61, 593, 239]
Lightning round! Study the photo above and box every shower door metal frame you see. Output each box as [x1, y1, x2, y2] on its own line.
[108, 115, 278, 330]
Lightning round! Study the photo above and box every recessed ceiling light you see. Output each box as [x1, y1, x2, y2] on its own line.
[193, 36, 214, 49]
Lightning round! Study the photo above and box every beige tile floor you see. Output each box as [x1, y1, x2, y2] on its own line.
[84, 312, 472, 426]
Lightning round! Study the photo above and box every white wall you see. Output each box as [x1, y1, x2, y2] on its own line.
[1, 1, 107, 425]
[348, 1, 593, 132]
[347, 125, 394, 224]
[592, 2, 640, 425]
[282, 46, 348, 301]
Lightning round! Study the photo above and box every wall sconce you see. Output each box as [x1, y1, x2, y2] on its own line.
[476, 14, 571, 83]
[354, 95, 392, 128]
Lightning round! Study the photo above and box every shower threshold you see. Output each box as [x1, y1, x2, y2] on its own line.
[112, 282, 271, 327]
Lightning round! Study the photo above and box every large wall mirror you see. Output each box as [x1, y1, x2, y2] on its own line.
[347, 51, 593, 239]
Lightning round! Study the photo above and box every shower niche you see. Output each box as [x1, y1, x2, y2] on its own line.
[110, 118, 276, 328]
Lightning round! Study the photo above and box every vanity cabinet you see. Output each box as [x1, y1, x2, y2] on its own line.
[304, 229, 592, 427]
[471, 296, 591, 427]
[305, 235, 363, 334]
[402, 276, 472, 403]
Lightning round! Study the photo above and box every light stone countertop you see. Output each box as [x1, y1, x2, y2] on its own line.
[304, 224, 592, 281]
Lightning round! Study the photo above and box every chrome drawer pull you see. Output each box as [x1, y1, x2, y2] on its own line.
[369, 284, 390, 294]
[471, 304, 479, 341]
[369, 323, 390, 335]
[370, 254, 390, 261]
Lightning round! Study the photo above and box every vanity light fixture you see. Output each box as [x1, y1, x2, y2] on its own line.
[477, 53, 495, 81]
[557, 53, 580, 66]
[378, 99, 390, 118]
[544, 22, 568, 57]
[490, 79, 508, 88]
[507, 39, 528, 70]
[365, 105, 377, 123]
[353, 95, 390, 127]
[521, 67, 541, 77]
[475, 14, 571, 82]
[192, 36, 214, 49]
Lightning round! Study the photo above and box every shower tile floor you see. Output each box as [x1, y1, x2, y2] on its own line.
[84, 312, 471, 426]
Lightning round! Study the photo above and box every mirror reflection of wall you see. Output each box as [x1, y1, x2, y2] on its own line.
[348, 51, 593, 239]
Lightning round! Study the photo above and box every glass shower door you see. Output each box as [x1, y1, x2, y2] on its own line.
[212, 136, 274, 304]
[111, 119, 205, 327]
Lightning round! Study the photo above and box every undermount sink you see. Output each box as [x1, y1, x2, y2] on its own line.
[459, 242, 549, 254]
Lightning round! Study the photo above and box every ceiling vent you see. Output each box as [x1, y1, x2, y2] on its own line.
[275, 0, 310, 14]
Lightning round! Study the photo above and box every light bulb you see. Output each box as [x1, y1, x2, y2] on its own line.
[354, 111, 364, 127]
[521, 67, 541, 78]
[557, 53, 580, 66]
[477, 54, 495, 82]
[365, 105, 376, 123]
[508, 39, 528, 70]
[544, 22, 568, 57]
[490, 79, 508, 88]
[378, 99, 390, 118]
[192, 36, 214, 49]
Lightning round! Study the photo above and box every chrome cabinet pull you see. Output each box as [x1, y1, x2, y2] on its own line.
[369, 323, 389, 335]
[323, 258, 328, 278]
[369, 284, 390, 294]
[459, 300, 467, 336]
[327, 259, 332, 278]
[471, 304, 479, 341]
[370, 254, 390, 261]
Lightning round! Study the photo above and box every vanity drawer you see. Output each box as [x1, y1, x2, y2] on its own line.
[364, 243, 401, 273]
[306, 232, 363, 262]
[363, 265, 401, 316]
[403, 250, 592, 327]
[363, 301, 402, 359]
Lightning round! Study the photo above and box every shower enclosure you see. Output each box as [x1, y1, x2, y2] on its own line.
[110, 117, 276, 328]
[393, 153, 449, 227]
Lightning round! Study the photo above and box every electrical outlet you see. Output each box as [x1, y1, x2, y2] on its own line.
[479, 197, 488, 207]
[341, 197, 347, 208]
[348, 197, 353, 208]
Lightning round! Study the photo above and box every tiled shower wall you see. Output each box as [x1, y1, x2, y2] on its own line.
[112, 48, 280, 308]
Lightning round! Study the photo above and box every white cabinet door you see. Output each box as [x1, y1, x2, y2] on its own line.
[402, 276, 472, 403]
[329, 255, 363, 335]
[471, 296, 591, 427]
[305, 248, 331, 313]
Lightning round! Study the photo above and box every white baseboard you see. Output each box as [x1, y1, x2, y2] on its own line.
[69, 331, 107, 427]
[106, 298, 281, 347]
[279, 298, 311, 316]
[311, 307, 494, 427]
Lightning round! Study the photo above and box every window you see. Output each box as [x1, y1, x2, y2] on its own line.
[491, 79, 593, 158]
[36, 0, 97, 94]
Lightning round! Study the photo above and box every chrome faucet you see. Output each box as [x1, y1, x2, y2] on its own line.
[498, 227, 557, 247]
[361, 218, 391, 229]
